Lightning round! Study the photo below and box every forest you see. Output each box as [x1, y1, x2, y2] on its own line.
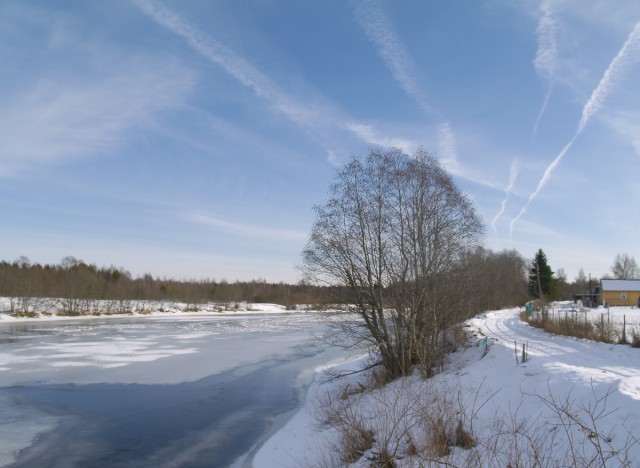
[1, 248, 541, 315]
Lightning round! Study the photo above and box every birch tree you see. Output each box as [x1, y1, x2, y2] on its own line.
[301, 148, 484, 379]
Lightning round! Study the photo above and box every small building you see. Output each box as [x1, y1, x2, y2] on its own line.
[601, 279, 640, 307]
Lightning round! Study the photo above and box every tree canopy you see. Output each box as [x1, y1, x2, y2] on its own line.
[528, 249, 556, 300]
[610, 253, 640, 279]
[302, 148, 484, 379]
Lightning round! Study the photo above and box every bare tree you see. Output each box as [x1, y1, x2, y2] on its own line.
[301, 148, 484, 379]
[611, 253, 640, 279]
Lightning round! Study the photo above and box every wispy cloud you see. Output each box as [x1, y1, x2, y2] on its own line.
[0, 63, 193, 177]
[351, 0, 470, 177]
[351, 0, 431, 114]
[345, 122, 414, 151]
[491, 158, 520, 233]
[186, 212, 307, 241]
[437, 122, 460, 174]
[135, 0, 416, 157]
[603, 111, 640, 158]
[134, 0, 318, 126]
[532, 0, 559, 137]
[510, 19, 640, 236]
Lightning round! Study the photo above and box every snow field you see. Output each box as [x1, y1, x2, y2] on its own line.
[256, 307, 640, 466]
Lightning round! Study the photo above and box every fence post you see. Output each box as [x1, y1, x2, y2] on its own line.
[515, 341, 519, 365]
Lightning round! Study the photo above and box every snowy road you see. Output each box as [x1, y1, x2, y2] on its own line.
[255, 308, 640, 466]
[471, 309, 640, 400]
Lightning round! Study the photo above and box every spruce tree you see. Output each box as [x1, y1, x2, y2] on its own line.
[528, 249, 556, 300]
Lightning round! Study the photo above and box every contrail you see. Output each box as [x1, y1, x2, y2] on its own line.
[532, 0, 559, 139]
[532, 82, 554, 139]
[578, 21, 640, 133]
[352, 0, 464, 173]
[133, 0, 315, 125]
[351, 0, 432, 115]
[134, 0, 411, 154]
[491, 158, 519, 233]
[510, 19, 640, 237]
[437, 122, 461, 174]
[509, 135, 576, 236]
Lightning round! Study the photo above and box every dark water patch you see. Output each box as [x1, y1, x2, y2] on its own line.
[5, 355, 304, 468]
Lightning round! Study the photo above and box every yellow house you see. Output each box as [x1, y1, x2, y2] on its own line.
[601, 279, 640, 307]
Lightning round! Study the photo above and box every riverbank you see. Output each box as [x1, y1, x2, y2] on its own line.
[254, 308, 640, 466]
[0, 297, 340, 323]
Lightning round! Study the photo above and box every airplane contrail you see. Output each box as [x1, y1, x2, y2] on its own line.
[491, 158, 520, 233]
[532, 0, 559, 139]
[510, 20, 640, 237]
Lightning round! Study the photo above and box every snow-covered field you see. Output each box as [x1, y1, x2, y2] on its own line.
[2, 301, 639, 466]
[255, 307, 640, 466]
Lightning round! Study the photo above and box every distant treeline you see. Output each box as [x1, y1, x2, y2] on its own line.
[0, 256, 343, 306]
[1, 249, 531, 312]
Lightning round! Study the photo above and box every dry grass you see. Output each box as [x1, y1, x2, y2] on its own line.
[524, 312, 625, 344]
[315, 372, 477, 465]
[313, 363, 639, 467]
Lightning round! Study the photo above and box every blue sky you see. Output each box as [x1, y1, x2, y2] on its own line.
[2, 0, 639, 283]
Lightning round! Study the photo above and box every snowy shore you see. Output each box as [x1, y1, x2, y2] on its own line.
[3, 301, 640, 466]
[254, 307, 640, 466]
[0, 297, 326, 323]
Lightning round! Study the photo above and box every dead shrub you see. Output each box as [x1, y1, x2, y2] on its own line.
[341, 423, 375, 463]
[528, 314, 594, 341]
[455, 419, 476, 449]
[452, 325, 469, 349]
[427, 416, 453, 456]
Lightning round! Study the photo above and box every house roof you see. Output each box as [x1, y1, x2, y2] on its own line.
[601, 279, 640, 291]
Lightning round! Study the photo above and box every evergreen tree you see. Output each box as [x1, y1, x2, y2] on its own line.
[528, 249, 556, 300]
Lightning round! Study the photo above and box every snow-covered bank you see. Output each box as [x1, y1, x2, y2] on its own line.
[255, 308, 640, 466]
[0, 297, 334, 323]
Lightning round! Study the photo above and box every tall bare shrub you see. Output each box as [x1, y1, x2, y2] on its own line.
[301, 148, 484, 379]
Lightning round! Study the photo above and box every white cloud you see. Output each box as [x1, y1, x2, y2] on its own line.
[134, 0, 324, 128]
[351, 0, 431, 114]
[603, 111, 640, 157]
[345, 122, 414, 151]
[186, 212, 307, 242]
[534, 0, 560, 83]
[437, 122, 460, 173]
[0, 63, 193, 176]
[326, 150, 341, 167]
[135, 0, 414, 155]
[532, 0, 560, 138]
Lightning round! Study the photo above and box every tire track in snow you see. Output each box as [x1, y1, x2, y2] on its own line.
[471, 309, 640, 397]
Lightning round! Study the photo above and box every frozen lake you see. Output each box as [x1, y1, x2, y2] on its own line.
[0, 312, 351, 467]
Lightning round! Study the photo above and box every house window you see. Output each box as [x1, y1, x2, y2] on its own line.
[621, 292, 627, 300]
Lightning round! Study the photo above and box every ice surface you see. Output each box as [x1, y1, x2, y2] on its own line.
[0, 310, 352, 466]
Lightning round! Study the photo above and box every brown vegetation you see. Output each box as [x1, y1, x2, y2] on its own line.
[312, 368, 638, 467]
[302, 149, 528, 381]
[523, 309, 640, 346]
[0, 256, 346, 309]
